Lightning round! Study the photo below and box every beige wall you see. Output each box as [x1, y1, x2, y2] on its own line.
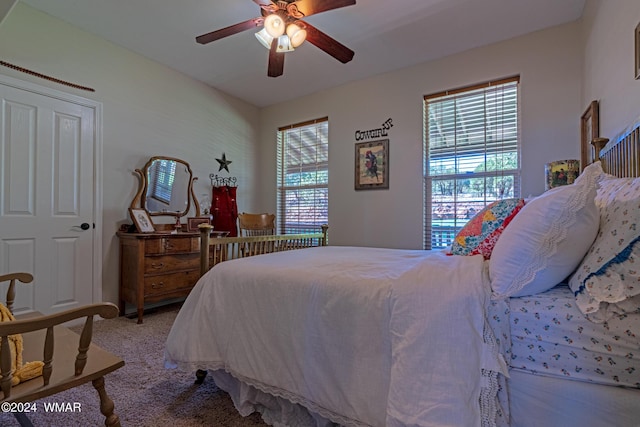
[259, 23, 584, 249]
[0, 4, 260, 304]
[582, 0, 640, 139]
[3, 1, 635, 305]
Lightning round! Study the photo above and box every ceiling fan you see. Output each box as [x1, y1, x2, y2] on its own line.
[196, 0, 356, 77]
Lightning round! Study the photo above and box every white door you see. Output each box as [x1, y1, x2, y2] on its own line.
[0, 78, 99, 315]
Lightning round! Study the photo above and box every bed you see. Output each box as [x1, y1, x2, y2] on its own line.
[165, 118, 640, 426]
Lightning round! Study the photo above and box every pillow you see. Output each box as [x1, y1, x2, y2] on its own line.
[450, 198, 525, 259]
[489, 162, 601, 297]
[568, 174, 640, 322]
[594, 173, 625, 207]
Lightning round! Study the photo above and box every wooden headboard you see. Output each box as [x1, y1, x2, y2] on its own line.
[589, 120, 640, 178]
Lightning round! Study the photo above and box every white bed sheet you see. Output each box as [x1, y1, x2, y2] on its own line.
[164, 246, 506, 427]
[508, 369, 640, 427]
[509, 284, 640, 388]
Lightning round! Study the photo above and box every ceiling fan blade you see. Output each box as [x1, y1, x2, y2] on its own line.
[196, 18, 263, 45]
[304, 23, 354, 64]
[268, 38, 285, 77]
[289, 0, 356, 17]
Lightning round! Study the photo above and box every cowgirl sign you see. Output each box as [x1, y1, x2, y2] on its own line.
[354, 118, 392, 190]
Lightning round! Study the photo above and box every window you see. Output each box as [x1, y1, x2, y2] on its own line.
[277, 117, 328, 234]
[423, 76, 520, 249]
[150, 159, 176, 204]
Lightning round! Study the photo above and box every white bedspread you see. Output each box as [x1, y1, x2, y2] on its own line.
[164, 246, 506, 427]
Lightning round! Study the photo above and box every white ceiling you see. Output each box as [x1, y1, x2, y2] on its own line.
[20, 0, 585, 108]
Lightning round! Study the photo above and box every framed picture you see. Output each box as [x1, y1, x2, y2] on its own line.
[545, 159, 580, 191]
[355, 139, 389, 190]
[187, 216, 211, 232]
[580, 100, 599, 169]
[635, 21, 640, 80]
[129, 208, 155, 233]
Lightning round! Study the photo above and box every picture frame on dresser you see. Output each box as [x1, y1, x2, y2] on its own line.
[129, 207, 155, 233]
[580, 100, 599, 169]
[187, 216, 211, 232]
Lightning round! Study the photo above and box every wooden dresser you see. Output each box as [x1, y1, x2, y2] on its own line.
[117, 231, 201, 323]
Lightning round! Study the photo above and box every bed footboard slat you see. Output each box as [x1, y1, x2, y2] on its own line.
[199, 224, 328, 275]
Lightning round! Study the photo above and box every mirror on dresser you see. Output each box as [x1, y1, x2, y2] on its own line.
[119, 156, 203, 322]
[130, 156, 201, 219]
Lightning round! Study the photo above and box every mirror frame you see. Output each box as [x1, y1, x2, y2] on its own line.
[130, 156, 201, 218]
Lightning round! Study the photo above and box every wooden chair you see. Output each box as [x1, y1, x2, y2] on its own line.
[237, 212, 276, 236]
[0, 273, 124, 427]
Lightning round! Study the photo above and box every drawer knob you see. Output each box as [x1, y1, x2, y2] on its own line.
[151, 263, 164, 269]
[151, 282, 165, 289]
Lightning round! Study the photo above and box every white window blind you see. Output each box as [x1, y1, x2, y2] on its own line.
[277, 117, 328, 234]
[150, 159, 176, 204]
[423, 76, 521, 249]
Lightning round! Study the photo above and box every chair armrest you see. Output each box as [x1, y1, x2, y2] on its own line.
[0, 302, 119, 399]
[0, 303, 118, 335]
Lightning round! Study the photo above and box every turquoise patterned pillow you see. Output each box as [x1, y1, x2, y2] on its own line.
[569, 175, 640, 322]
[450, 198, 525, 259]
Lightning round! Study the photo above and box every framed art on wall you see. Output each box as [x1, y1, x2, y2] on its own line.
[580, 100, 599, 169]
[355, 139, 389, 190]
[635, 21, 640, 80]
[129, 208, 155, 233]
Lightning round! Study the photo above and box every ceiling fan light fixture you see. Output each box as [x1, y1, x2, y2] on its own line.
[276, 35, 295, 53]
[255, 28, 274, 49]
[264, 13, 286, 38]
[196, 0, 356, 77]
[286, 22, 307, 48]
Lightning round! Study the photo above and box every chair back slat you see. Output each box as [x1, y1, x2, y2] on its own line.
[238, 213, 275, 237]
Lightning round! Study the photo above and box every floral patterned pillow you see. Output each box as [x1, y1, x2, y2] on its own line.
[569, 175, 640, 322]
[450, 198, 525, 259]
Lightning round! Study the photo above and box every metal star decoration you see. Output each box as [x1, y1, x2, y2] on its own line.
[215, 152, 232, 172]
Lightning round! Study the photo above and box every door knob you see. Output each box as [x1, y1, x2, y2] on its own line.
[80, 223, 91, 230]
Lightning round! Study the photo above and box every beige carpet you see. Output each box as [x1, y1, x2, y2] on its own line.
[0, 304, 268, 427]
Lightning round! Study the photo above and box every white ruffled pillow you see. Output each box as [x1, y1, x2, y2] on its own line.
[489, 162, 601, 297]
[569, 174, 640, 322]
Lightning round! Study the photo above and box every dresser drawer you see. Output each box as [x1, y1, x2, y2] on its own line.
[118, 230, 202, 324]
[144, 270, 200, 297]
[145, 236, 198, 255]
[144, 253, 199, 274]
